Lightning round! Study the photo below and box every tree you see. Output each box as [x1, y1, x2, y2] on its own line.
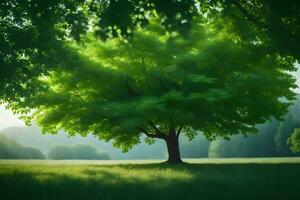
[17, 16, 296, 163]
[211, 0, 300, 60]
[208, 122, 280, 158]
[289, 129, 300, 153]
[208, 96, 300, 158]
[48, 144, 110, 160]
[275, 114, 295, 155]
[0, 135, 45, 159]
[276, 97, 300, 154]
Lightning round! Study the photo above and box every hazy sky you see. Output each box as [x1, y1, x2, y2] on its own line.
[0, 106, 25, 130]
[1, 64, 300, 131]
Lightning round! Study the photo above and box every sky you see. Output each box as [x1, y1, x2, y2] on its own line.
[1, 64, 300, 131]
[0, 106, 25, 130]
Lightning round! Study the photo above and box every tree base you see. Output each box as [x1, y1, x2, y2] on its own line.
[163, 159, 186, 164]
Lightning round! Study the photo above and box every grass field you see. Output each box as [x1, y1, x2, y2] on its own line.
[0, 158, 300, 200]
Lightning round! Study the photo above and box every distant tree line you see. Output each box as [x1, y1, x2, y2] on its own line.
[48, 144, 111, 160]
[0, 135, 111, 160]
[0, 135, 45, 159]
[208, 97, 300, 158]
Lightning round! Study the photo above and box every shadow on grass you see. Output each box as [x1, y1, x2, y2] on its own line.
[0, 163, 299, 200]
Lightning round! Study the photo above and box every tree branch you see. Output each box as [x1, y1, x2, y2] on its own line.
[232, 1, 262, 26]
[232, 1, 298, 42]
[148, 121, 162, 134]
[176, 125, 183, 138]
[138, 128, 156, 138]
[138, 128, 165, 139]
[148, 121, 167, 139]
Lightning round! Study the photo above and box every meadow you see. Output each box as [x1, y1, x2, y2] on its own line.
[0, 158, 300, 200]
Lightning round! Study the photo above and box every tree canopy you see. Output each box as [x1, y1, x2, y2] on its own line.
[1, 0, 299, 109]
[13, 16, 296, 163]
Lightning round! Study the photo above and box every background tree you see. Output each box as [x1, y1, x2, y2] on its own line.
[208, 96, 300, 157]
[276, 97, 300, 154]
[289, 129, 300, 153]
[16, 17, 296, 163]
[0, 135, 45, 159]
[48, 144, 110, 160]
[209, 122, 280, 158]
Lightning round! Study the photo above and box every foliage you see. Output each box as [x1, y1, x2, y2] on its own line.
[47, 144, 110, 160]
[276, 98, 300, 154]
[275, 114, 296, 155]
[289, 129, 300, 153]
[0, 135, 45, 159]
[208, 97, 300, 158]
[2, 0, 299, 109]
[0, 0, 88, 110]
[90, 0, 198, 39]
[201, 0, 300, 60]
[91, 0, 300, 60]
[208, 124, 279, 158]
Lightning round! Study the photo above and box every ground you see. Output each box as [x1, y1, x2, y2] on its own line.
[0, 158, 300, 200]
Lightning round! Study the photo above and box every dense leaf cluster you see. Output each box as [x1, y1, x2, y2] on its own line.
[0, 0, 87, 108]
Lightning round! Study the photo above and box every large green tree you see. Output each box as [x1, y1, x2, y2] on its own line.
[18, 17, 296, 163]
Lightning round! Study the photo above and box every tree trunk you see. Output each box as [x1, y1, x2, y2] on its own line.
[165, 132, 182, 164]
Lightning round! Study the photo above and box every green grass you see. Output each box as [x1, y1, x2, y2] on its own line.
[0, 158, 300, 200]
